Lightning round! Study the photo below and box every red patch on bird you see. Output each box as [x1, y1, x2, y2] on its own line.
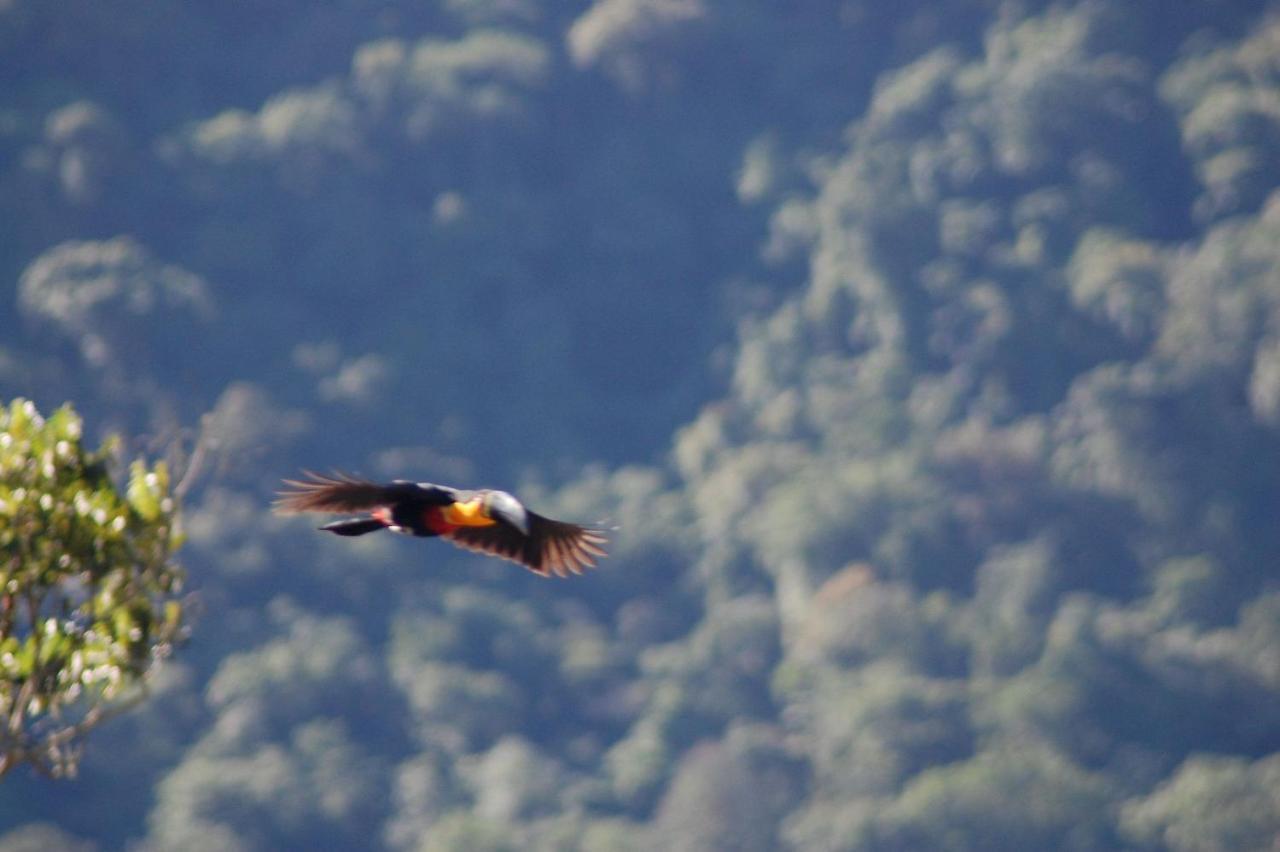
[372, 507, 392, 525]
[422, 506, 456, 534]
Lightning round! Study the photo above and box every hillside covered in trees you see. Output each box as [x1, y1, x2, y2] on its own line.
[3, 0, 1280, 848]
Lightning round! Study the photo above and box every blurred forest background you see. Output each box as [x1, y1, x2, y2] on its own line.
[3, 0, 1280, 848]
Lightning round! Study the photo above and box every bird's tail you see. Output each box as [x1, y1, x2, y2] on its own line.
[320, 518, 385, 536]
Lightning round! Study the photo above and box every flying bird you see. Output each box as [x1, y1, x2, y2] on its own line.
[274, 472, 608, 577]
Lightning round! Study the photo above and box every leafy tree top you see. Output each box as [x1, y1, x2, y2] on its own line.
[0, 398, 186, 778]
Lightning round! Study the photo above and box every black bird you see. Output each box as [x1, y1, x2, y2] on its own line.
[275, 472, 608, 577]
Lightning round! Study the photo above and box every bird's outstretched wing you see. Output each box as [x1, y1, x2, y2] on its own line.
[443, 512, 609, 577]
[274, 471, 455, 514]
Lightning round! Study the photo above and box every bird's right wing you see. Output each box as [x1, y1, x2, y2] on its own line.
[274, 471, 455, 514]
[443, 512, 609, 577]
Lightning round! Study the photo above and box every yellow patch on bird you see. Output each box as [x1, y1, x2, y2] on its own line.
[442, 498, 497, 527]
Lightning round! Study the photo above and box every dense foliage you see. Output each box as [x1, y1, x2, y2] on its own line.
[0, 399, 185, 778]
[2, 0, 1279, 849]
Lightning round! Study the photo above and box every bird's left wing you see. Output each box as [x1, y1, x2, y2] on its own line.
[275, 471, 455, 514]
[443, 512, 609, 577]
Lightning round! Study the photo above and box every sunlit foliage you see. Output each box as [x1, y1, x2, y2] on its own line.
[0, 399, 185, 777]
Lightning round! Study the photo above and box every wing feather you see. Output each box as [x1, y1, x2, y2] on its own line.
[443, 511, 609, 577]
[275, 471, 455, 514]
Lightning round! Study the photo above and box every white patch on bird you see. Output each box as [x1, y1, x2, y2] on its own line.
[485, 491, 530, 535]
